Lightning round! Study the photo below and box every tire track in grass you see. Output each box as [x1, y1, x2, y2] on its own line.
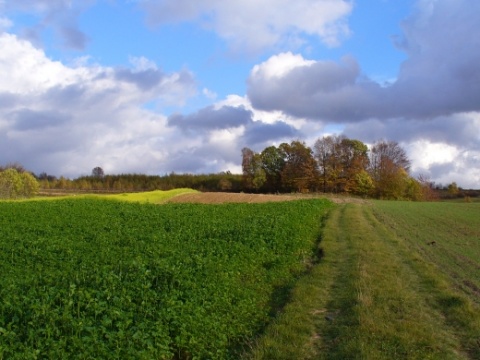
[247, 203, 478, 359]
[316, 204, 464, 359]
[246, 204, 350, 360]
[313, 204, 362, 359]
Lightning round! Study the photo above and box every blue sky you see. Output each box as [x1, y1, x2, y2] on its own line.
[1, 0, 479, 188]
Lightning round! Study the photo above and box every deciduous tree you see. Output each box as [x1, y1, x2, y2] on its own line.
[280, 141, 318, 193]
[314, 136, 338, 192]
[260, 145, 285, 192]
[314, 136, 369, 193]
[369, 141, 411, 199]
[447, 182, 459, 197]
[339, 138, 369, 193]
[241, 147, 265, 191]
[92, 166, 105, 178]
[354, 170, 375, 197]
[0, 168, 39, 199]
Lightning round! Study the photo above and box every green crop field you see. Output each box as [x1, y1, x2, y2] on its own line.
[1, 195, 480, 359]
[0, 198, 333, 359]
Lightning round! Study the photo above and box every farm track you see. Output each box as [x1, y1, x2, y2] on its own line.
[310, 204, 480, 359]
[251, 203, 480, 359]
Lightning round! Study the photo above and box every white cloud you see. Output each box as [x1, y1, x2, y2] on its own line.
[0, 32, 271, 177]
[0, 32, 198, 177]
[250, 52, 316, 80]
[408, 141, 459, 170]
[1, 0, 479, 189]
[140, 0, 353, 53]
[0, 33, 79, 93]
[248, 0, 480, 121]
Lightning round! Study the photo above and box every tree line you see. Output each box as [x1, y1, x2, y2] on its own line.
[2, 136, 478, 200]
[242, 136, 437, 200]
[37, 172, 243, 194]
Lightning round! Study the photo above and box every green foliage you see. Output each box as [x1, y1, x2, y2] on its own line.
[447, 181, 460, 197]
[404, 177, 423, 201]
[40, 173, 243, 193]
[353, 170, 374, 197]
[0, 198, 333, 359]
[0, 168, 39, 199]
[243, 141, 318, 193]
[260, 146, 285, 192]
[280, 141, 318, 193]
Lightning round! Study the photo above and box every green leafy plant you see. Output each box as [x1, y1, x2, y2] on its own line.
[0, 198, 333, 359]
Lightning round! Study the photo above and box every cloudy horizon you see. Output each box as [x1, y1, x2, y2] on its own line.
[0, 0, 479, 188]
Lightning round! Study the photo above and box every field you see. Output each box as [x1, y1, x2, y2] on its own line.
[34, 188, 199, 203]
[0, 197, 333, 359]
[250, 201, 480, 359]
[1, 193, 479, 359]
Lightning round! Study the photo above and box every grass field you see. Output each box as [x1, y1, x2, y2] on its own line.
[1, 193, 479, 359]
[250, 201, 480, 359]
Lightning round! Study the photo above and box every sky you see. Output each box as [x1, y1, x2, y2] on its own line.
[0, 0, 479, 188]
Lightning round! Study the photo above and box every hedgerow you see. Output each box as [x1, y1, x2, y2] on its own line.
[0, 198, 332, 359]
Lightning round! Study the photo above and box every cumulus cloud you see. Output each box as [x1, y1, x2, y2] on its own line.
[243, 0, 480, 188]
[343, 113, 480, 148]
[113, 58, 196, 101]
[411, 144, 480, 189]
[248, 0, 480, 121]
[1, 0, 479, 188]
[0, 32, 198, 177]
[0, 32, 300, 177]
[248, 52, 384, 121]
[138, 0, 353, 53]
[0, 16, 12, 31]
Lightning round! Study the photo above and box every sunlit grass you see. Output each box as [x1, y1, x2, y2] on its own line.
[247, 202, 480, 359]
[28, 188, 198, 203]
[102, 188, 198, 203]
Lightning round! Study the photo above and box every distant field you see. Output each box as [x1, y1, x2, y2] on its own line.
[33, 188, 198, 203]
[0, 198, 333, 359]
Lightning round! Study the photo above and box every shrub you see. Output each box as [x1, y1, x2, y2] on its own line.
[0, 168, 39, 199]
